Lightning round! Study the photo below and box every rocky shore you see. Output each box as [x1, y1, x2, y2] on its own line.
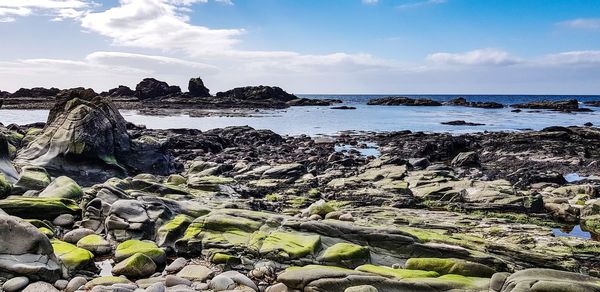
[2, 92, 600, 291]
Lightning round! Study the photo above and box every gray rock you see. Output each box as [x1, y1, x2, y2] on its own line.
[165, 275, 191, 287]
[65, 276, 87, 292]
[164, 258, 188, 274]
[2, 276, 30, 292]
[266, 283, 288, 292]
[209, 275, 236, 291]
[62, 228, 95, 244]
[145, 282, 166, 292]
[52, 214, 76, 227]
[22, 281, 60, 292]
[54, 279, 69, 290]
[345, 285, 378, 292]
[175, 265, 213, 282]
[451, 151, 480, 168]
[219, 271, 258, 291]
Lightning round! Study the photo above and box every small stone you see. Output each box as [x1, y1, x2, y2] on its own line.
[22, 281, 59, 292]
[54, 279, 68, 290]
[308, 214, 322, 221]
[63, 228, 95, 244]
[266, 283, 288, 292]
[165, 275, 191, 287]
[176, 265, 214, 282]
[209, 275, 236, 291]
[112, 253, 157, 278]
[52, 214, 75, 227]
[344, 285, 378, 292]
[219, 271, 258, 291]
[2, 276, 29, 292]
[66, 276, 87, 292]
[145, 282, 166, 292]
[392, 263, 401, 269]
[164, 257, 188, 273]
[339, 213, 354, 222]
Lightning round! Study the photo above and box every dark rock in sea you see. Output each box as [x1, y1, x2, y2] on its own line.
[446, 97, 504, 109]
[216, 86, 298, 102]
[584, 101, 600, 107]
[441, 120, 485, 126]
[102, 85, 135, 97]
[510, 99, 581, 112]
[331, 106, 357, 110]
[367, 96, 442, 106]
[11, 87, 60, 98]
[15, 92, 173, 185]
[188, 77, 211, 97]
[585, 122, 594, 127]
[511, 109, 522, 113]
[135, 78, 182, 100]
[286, 98, 342, 106]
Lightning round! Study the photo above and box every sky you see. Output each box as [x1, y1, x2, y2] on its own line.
[1, 0, 600, 94]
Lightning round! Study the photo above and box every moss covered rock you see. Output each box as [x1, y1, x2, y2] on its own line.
[356, 264, 439, 279]
[76, 234, 112, 255]
[12, 166, 51, 194]
[187, 175, 235, 191]
[84, 276, 131, 290]
[306, 199, 336, 217]
[211, 253, 240, 265]
[166, 174, 187, 186]
[115, 239, 166, 264]
[112, 253, 157, 278]
[51, 239, 94, 270]
[260, 231, 321, 259]
[156, 214, 193, 247]
[404, 258, 496, 278]
[319, 243, 370, 268]
[38, 176, 83, 199]
[0, 174, 12, 198]
[0, 197, 80, 220]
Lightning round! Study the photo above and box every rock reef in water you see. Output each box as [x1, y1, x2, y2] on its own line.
[511, 99, 592, 112]
[367, 96, 442, 106]
[446, 97, 504, 109]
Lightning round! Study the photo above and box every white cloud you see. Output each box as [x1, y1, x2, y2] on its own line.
[427, 48, 520, 66]
[541, 51, 600, 65]
[0, 0, 92, 20]
[558, 18, 600, 30]
[80, 0, 243, 56]
[362, 0, 378, 5]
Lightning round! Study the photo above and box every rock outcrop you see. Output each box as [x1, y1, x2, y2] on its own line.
[446, 97, 504, 109]
[135, 78, 181, 100]
[216, 86, 297, 102]
[188, 77, 211, 97]
[367, 97, 442, 106]
[510, 99, 590, 112]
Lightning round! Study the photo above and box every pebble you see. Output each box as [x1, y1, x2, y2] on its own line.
[53, 214, 76, 227]
[219, 271, 258, 291]
[2, 276, 29, 292]
[344, 285, 378, 292]
[63, 228, 95, 244]
[165, 275, 192, 287]
[164, 257, 188, 273]
[339, 213, 354, 222]
[266, 283, 288, 292]
[308, 214, 322, 220]
[66, 276, 88, 292]
[54, 279, 69, 290]
[145, 282, 166, 292]
[22, 281, 60, 292]
[209, 275, 236, 291]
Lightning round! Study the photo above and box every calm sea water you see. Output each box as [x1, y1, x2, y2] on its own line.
[1, 95, 599, 136]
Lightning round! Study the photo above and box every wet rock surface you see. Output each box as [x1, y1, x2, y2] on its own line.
[2, 99, 600, 291]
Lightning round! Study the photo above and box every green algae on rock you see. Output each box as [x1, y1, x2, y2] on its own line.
[51, 239, 94, 271]
[404, 258, 496, 278]
[11, 166, 51, 194]
[156, 214, 194, 247]
[76, 234, 112, 255]
[260, 231, 321, 259]
[112, 253, 157, 278]
[0, 197, 81, 220]
[115, 239, 166, 264]
[356, 264, 440, 279]
[84, 276, 131, 290]
[0, 174, 12, 198]
[319, 242, 370, 268]
[38, 176, 83, 199]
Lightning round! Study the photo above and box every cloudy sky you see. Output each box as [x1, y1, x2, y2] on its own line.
[1, 0, 600, 94]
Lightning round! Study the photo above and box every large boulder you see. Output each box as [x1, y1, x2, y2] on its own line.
[491, 268, 600, 291]
[135, 78, 181, 100]
[14, 96, 173, 184]
[0, 214, 63, 282]
[104, 85, 135, 97]
[216, 86, 297, 102]
[188, 77, 211, 97]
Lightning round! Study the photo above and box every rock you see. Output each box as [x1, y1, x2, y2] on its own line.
[404, 258, 496, 277]
[188, 77, 211, 97]
[176, 265, 214, 281]
[84, 276, 131, 290]
[136, 78, 181, 100]
[145, 282, 166, 292]
[11, 87, 60, 98]
[331, 106, 357, 110]
[306, 199, 336, 217]
[156, 214, 193, 248]
[259, 231, 321, 260]
[446, 97, 503, 109]
[106, 199, 153, 241]
[344, 285, 378, 292]
[77, 234, 112, 255]
[165, 275, 192, 287]
[22, 281, 60, 292]
[50, 239, 94, 271]
[339, 213, 354, 222]
[14, 96, 172, 185]
[367, 97, 442, 106]
[12, 166, 51, 194]
[492, 268, 600, 292]
[52, 214, 76, 227]
[0, 197, 80, 220]
[0, 173, 12, 199]
[66, 276, 87, 292]
[54, 279, 68, 290]
[318, 242, 369, 268]
[441, 120, 485, 126]
[38, 176, 83, 199]
[115, 240, 166, 264]
[112, 253, 157, 278]
[266, 283, 288, 292]
[216, 86, 297, 102]
[286, 98, 341, 106]
[104, 85, 135, 97]
[2, 276, 30, 292]
[164, 258, 188, 274]
[510, 99, 581, 112]
[63, 228, 95, 244]
[210, 274, 236, 291]
[219, 271, 258, 291]
[0, 134, 18, 184]
[450, 151, 480, 168]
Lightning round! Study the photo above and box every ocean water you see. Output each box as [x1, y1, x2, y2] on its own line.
[1, 95, 599, 136]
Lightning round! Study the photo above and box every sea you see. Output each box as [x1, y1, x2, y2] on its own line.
[1, 94, 599, 136]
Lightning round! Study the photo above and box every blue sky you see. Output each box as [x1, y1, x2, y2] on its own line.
[1, 0, 600, 94]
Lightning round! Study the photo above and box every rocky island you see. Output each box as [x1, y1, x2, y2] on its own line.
[1, 90, 600, 292]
